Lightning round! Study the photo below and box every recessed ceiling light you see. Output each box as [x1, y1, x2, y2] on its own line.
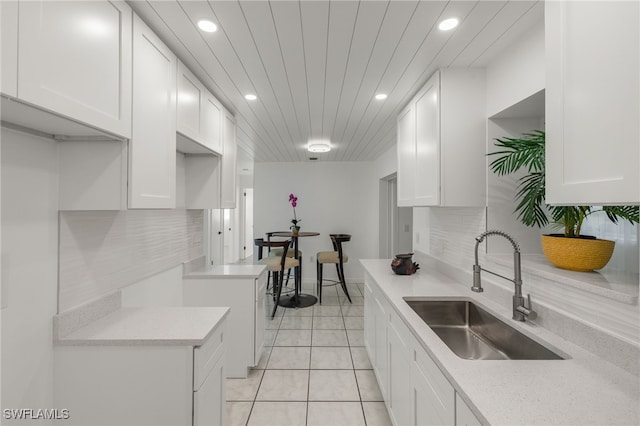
[438, 18, 459, 31]
[244, 94, 257, 101]
[375, 93, 388, 100]
[307, 140, 331, 153]
[197, 20, 218, 33]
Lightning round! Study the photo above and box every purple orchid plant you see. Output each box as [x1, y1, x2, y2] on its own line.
[289, 193, 301, 231]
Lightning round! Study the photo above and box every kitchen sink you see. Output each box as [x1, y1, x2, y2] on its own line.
[404, 299, 564, 360]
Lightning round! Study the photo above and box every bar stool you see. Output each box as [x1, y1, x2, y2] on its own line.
[316, 234, 352, 304]
[255, 238, 299, 318]
[266, 231, 301, 287]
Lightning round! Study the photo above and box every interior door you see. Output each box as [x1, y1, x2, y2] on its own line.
[242, 189, 254, 260]
[208, 209, 223, 265]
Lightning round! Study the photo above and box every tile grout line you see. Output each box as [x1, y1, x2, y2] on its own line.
[240, 283, 377, 426]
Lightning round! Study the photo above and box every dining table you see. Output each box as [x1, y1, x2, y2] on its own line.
[270, 231, 320, 308]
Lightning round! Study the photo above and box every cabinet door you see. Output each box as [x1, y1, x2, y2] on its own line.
[546, 1, 639, 204]
[411, 344, 455, 426]
[203, 92, 224, 154]
[183, 278, 253, 378]
[18, 1, 132, 138]
[194, 355, 225, 426]
[372, 295, 388, 399]
[220, 111, 237, 209]
[397, 103, 416, 207]
[387, 314, 412, 426]
[1, 1, 18, 97]
[129, 14, 177, 209]
[254, 275, 267, 366]
[455, 393, 481, 426]
[414, 71, 440, 206]
[177, 60, 204, 144]
[363, 280, 376, 363]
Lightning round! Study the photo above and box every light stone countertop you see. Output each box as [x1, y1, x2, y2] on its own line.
[55, 307, 229, 346]
[489, 253, 639, 304]
[361, 258, 639, 426]
[183, 264, 267, 279]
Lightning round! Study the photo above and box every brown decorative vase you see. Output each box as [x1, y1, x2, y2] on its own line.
[541, 234, 615, 272]
[391, 253, 420, 275]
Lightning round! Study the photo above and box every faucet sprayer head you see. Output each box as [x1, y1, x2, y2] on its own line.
[476, 230, 521, 253]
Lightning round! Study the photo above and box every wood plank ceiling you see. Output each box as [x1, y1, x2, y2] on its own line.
[128, 1, 543, 164]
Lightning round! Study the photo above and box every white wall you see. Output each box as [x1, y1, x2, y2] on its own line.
[413, 207, 486, 271]
[254, 161, 378, 283]
[487, 117, 550, 255]
[486, 19, 545, 118]
[59, 209, 203, 313]
[372, 144, 396, 181]
[1, 128, 58, 422]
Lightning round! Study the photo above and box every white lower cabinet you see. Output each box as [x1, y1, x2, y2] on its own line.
[411, 338, 455, 425]
[183, 269, 267, 378]
[363, 280, 376, 365]
[372, 286, 389, 398]
[456, 393, 482, 426]
[388, 309, 413, 426]
[364, 273, 482, 426]
[54, 321, 226, 426]
[194, 357, 225, 426]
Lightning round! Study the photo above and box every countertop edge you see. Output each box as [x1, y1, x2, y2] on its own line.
[54, 307, 230, 347]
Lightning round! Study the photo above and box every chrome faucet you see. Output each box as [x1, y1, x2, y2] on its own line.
[472, 230, 536, 322]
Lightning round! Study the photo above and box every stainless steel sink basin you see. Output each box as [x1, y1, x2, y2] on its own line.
[404, 299, 564, 360]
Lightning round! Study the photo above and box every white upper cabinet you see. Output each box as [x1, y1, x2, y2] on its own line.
[1, 1, 18, 97]
[177, 61, 205, 145]
[202, 92, 224, 154]
[17, 1, 132, 138]
[397, 69, 486, 207]
[397, 103, 416, 207]
[177, 60, 224, 155]
[129, 14, 177, 209]
[220, 111, 237, 209]
[546, 1, 639, 205]
[414, 74, 441, 206]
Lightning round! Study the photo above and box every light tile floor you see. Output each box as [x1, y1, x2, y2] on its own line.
[225, 282, 392, 426]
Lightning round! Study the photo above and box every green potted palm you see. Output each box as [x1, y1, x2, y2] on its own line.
[488, 130, 639, 271]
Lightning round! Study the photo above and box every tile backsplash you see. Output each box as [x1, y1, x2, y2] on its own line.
[58, 209, 203, 313]
[413, 206, 487, 271]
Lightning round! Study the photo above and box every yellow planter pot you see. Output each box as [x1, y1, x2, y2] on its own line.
[541, 235, 615, 272]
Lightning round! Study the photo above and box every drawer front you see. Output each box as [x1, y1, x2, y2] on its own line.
[194, 321, 225, 390]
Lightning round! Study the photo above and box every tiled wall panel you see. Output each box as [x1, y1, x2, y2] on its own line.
[59, 209, 203, 312]
[428, 207, 486, 270]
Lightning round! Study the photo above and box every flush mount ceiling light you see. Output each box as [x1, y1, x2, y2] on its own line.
[307, 140, 331, 153]
[197, 19, 218, 33]
[375, 93, 388, 100]
[438, 18, 459, 31]
[244, 94, 257, 101]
